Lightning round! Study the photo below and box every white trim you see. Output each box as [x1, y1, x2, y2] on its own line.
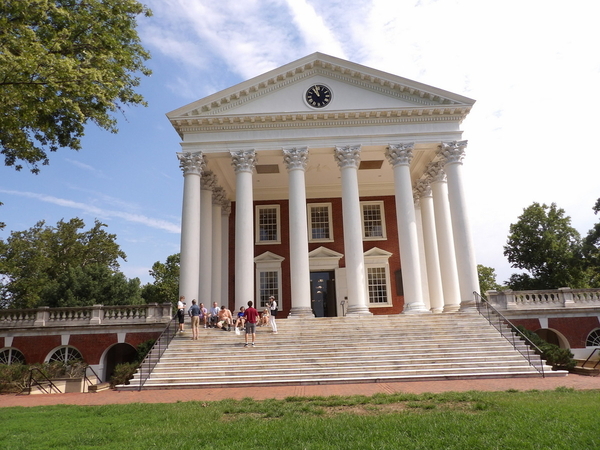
[364, 247, 393, 307]
[307, 202, 334, 243]
[255, 251, 284, 308]
[360, 201, 387, 241]
[255, 204, 281, 245]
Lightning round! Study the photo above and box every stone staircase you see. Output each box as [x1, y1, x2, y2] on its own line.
[118, 312, 567, 390]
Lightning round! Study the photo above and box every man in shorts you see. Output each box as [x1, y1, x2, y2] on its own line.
[216, 305, 233, 331]
[243, 301, 260, 347]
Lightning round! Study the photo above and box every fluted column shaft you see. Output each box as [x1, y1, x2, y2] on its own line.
[211, 187, 225, 309]
[199, 171, 216, 306]
[177, 151, 204, 310]
[284, 147, 314, 318]
[429, 163, 461, 312]
[417, 182, 444, 313]
[221, 201, 231, 307]
[231, 150, 256, 311]
[385, 143, 428, 313]
[441, 141, 479, 310]
[334, 145, 371, 316]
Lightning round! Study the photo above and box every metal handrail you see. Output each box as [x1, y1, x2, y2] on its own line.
[474, 291, 546, 377]
[84, 364, 103, 388]
[24, 367, 63, 394]
[136, 314, 178, 390]
[582, 348, 600, 369]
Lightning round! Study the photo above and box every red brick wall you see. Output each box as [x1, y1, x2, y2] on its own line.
[12, 335, 61, 365]
[510, 319, 542, 331]
[69, 334, 118, 365]
[548, 317, 600, 348]
[229, 195, 405, 315]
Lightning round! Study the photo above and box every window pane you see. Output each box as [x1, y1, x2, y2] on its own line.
[367, 267, 388, 303]
[259, 208, 278, 242]
[259, 271, 278, 308]
[310, 206, 330, 240]
[363, 204, 383, 238]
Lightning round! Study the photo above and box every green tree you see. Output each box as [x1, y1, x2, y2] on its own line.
[477, 264, 502, 295]
[0, 0, 151, 173]
[0, 217, 141, 308]
[582, 198, 600, 287]
[503, 202, 587, 290]
[141, 253, 180, 304]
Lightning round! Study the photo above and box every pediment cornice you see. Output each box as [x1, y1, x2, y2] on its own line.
[167, 53, 475, 136]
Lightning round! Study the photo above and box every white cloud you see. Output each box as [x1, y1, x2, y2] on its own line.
[0, 189, 180, 234]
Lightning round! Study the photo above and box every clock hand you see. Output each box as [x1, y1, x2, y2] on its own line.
[313, 86, 320, 96]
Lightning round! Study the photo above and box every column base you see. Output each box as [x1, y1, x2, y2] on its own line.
[345, 305, 373, 316]
[287, 307, 315, 319]
[430, 307, 444, 314]
[443, 304, 461, 313]
[402, 302, 432, 314]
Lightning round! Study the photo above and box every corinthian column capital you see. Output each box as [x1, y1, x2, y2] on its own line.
[427, 161, 447, 183]
[385, 142, 414, 167]
[230, 149, 257, 173]
[440, 140, 468, 165]
[283, 146, 309, 171]
[416, 179, 433, 198]
[201, 170, 217, 190]
[334, 145, 361, 169]
[212, 186, 227, 205]
[177, 151, 205, 175]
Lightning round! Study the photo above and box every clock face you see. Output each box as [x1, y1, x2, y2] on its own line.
[305, 84, 332, 108]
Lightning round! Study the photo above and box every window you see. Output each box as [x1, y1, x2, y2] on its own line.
[308, 203, 333, 242]
[586, 329, 600, 347]
[367, 267, 388, 304]
[256, 205, 280, 244]
[0, 348, 25, 365]
[255, 252, 284, 309]
[364, 247, 393, 306]
[47, 346, 83, 364]
[361, 201, 386, 240]
[259, 271, 279, 308]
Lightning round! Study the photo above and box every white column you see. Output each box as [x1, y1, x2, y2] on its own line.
[385, 143, 428, 313]
[211, 187, 226, 309]
[221, 200, 231, 307]
[283, 146, 314, 318]
[199, 171, 216, 307]
[416, 181, 445, 313]
[177, 151, 204, 309]
[414, 196, 431, 310]
[429, 162, 461, 312]
[441, 141, 479, 310]
[231, 150, 256, 311]
[334, 145, 371, 316]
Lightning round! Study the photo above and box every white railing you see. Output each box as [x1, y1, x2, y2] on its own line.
[0, 303, 173, 329]
[486, 288, 600, 310]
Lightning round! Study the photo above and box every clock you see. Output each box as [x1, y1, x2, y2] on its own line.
[305, 84, 332, 108]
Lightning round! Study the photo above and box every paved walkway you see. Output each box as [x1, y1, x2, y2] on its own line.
[2, 374, 600, 408]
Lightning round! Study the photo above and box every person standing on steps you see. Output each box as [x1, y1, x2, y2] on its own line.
[243, 300, 260, 347]
[188, 299, 200, 340]
[177, 296, 186, 333]
[268, 296, 278, 334]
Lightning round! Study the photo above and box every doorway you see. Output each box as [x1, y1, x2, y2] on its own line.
[310, 271, 337, 317]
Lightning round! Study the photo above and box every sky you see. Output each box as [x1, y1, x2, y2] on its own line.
[1, 0, 599, 286]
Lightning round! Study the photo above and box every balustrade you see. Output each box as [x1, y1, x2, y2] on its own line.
[486, 288, 600, 310]
[0, 303, 173, 329]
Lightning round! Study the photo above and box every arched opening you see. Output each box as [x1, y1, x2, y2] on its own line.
[46, 346, 83, 364]
[103, 343, 137, 382]
[535, 328, 569, 349]
[586, 328, 600, 347]
[0, 348, 26, 365]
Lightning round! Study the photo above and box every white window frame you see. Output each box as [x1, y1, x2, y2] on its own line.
[364, 247, 393, 307]
[307, 202, 334, 243]
[254, 252, 284, 309]
[361, 201, 387, 241]
[255, 205, 281, 245]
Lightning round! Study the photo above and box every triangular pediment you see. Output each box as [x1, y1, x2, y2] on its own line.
[308, 246, 344, 260]
[167, 52, 474, 134]
[254, 251, 285, 264]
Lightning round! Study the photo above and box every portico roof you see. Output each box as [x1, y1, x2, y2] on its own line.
[167, 52, 475, 201]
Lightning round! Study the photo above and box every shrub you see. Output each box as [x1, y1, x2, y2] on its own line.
[516, 325, 576, 370]
[110, 362, 138, 388]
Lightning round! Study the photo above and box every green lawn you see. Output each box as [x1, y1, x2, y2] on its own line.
[1, 388, 598, 449]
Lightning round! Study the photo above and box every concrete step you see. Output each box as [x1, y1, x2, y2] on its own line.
[118, 312, 562, 391]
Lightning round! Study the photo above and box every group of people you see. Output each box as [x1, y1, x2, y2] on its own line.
[176, 295, 278, 344]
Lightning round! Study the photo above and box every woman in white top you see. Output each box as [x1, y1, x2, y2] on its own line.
[268, 296, 278, 334]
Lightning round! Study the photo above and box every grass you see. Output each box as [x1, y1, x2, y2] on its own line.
[1, 388, 599, 449]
